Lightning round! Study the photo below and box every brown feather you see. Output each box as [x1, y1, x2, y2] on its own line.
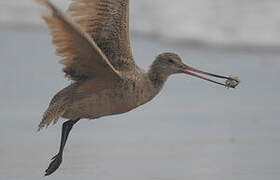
[37, 0, 121, 81]
[67, 0, 136, 71]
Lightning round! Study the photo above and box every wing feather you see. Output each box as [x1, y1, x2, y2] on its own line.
[38, 0, 121, 81]
[67, 0, 136, 71]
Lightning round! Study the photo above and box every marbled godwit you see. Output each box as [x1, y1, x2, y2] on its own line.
[37, 0, 239, 176]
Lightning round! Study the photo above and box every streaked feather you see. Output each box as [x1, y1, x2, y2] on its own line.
[37, 0, 121, 81]
[67, 0, 136, 70]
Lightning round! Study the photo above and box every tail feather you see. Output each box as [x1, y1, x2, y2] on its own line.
[38, 89, 70, 131]
[38, 105, 65, 131]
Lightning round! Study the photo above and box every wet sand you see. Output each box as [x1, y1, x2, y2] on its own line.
[0, 30, 280, 180]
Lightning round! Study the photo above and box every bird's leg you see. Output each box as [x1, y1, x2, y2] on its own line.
[45, 118, 80, 176]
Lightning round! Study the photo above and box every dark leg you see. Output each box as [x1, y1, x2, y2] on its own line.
[45, 118, 80, 176]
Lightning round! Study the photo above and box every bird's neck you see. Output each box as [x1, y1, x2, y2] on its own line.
[148, 67, 169, 89]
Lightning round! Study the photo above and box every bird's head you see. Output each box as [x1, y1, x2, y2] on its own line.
[152, 53, 185, 75]
[149, 52, 239, 88]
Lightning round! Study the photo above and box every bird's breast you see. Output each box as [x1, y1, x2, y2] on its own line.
[118, 76, 159, 109]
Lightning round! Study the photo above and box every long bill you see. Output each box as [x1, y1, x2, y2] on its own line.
[181, 65, 235, 87]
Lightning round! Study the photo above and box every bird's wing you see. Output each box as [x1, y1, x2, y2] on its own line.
[67, 0, 136, 71]
[38, 0, 121, 81]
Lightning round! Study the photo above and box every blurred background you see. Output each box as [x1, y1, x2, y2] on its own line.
[0, 0, 280, 180]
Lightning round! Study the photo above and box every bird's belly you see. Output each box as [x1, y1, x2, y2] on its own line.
[62, 89, 139, 120]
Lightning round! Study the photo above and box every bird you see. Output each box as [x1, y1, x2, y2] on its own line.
[37, 0, 239, 176]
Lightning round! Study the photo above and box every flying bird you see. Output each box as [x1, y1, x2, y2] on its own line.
[37, 0, 239, 176]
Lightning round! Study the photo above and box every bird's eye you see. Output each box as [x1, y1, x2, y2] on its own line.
[168, 59, 174, 63]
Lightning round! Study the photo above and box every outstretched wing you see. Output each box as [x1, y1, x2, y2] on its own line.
[67, 0, 136, 71]
[38, 0, 121, 81]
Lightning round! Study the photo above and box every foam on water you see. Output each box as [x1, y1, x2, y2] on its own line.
[1, 0, 280, 47]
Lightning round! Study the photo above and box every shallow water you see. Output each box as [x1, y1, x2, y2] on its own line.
[0, 30, 280, 180]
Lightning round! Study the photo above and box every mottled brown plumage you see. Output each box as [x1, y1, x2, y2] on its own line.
[37, 0, 238, 176]
[68, 0, 135, 70]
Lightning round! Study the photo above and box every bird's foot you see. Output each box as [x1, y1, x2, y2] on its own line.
[45, 153, 63, 176]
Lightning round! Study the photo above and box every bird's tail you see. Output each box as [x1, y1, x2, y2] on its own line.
[38, 89, 70, 131]
[38, 103, 66, 131]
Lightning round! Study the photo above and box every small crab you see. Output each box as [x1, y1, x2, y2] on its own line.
[225, 76, 240, 88]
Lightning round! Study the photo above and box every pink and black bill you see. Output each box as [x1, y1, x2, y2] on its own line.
[181, 65, 237, 88]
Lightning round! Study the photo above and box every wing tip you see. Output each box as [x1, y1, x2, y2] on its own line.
[36, 0, 51, 7]
[36, 0, 58, 15]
